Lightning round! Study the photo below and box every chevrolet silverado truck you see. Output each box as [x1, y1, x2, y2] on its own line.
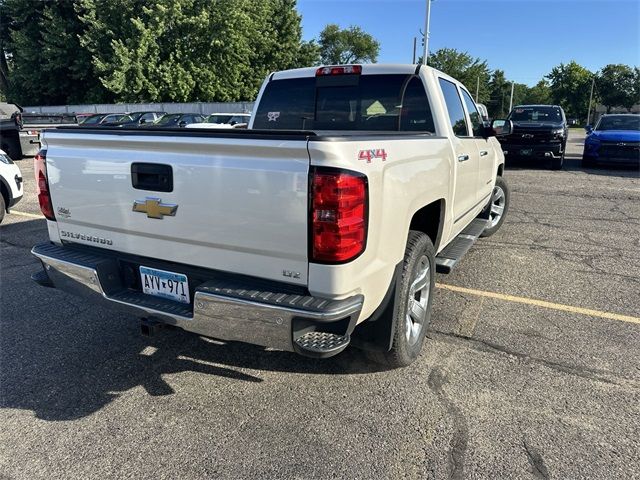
[31, 64, 510, 367]
[494, 104, 568, 170]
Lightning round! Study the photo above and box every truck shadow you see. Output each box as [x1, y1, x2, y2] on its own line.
[1, 319, 386, 422]
[1, 219, 387, 421]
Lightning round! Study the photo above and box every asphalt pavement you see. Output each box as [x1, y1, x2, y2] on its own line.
[1, 130, 639, 479]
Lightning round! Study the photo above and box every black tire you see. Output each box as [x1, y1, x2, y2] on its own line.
[551, 153, 564, 170]
[582, 155, 596, 168]
[551, 142, 566, 170]
[480, 176, 510, 238]
[0, 194, 5, 224]
[368, 231, 435, 368]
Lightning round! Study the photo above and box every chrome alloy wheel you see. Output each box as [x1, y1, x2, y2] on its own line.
[489, 185, 506, 228]
[406, 255, 431, 345]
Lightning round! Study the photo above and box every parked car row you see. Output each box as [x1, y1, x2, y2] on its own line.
[77, 111, 251, 129]
[491, 106, 639, 169]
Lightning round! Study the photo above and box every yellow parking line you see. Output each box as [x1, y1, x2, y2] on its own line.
[10, 210, 43, 219]
[436, 283, 640, 325]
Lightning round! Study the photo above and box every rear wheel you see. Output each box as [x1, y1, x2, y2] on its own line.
[481, 176, 510, 238]
[368, 231, 435, 368]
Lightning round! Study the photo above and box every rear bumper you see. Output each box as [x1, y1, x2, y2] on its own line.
[31, 243, 363, 355]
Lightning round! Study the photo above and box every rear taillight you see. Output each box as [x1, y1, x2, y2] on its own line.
[34, 150, 55, 221]
[310, 168, 367, 263]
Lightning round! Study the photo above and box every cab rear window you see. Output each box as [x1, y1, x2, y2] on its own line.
[253, 74, 435, 133]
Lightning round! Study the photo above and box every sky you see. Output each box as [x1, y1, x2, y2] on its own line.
[297, 0, 640, 86]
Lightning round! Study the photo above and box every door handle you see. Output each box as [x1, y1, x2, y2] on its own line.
[480, 150, 488, 157]
[457, 154, 470, 162]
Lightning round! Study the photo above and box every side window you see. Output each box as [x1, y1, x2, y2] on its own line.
[438, 78, 469, 137]
[460, 89, 483, 137]
[141, 113, 155, 122]
[400, 76, 436, 133]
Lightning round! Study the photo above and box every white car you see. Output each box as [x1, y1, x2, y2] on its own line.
[187, 113, 251, 129]
[0, 149, 23, 223]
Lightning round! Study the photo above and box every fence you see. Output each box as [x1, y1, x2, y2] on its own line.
[22, 101, 255, 115]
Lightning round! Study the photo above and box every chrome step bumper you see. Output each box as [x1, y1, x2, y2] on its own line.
[31, 243, 363, 355]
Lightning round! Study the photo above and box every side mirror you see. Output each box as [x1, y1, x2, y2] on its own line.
[488, 119, 512, 137]
[139, 118, 146, 124]
[585, 125, 593, 133]
[178, 120, 187, 127]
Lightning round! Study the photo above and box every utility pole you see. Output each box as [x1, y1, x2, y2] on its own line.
[422, 0, 432, 65]
[586, 76, 595, 126]
[475, 76, 480, 102]
[508, 81, 515, 112]
[412, 37, 417, 64]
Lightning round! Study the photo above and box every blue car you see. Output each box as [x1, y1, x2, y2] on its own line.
[583, 114, 640, 167]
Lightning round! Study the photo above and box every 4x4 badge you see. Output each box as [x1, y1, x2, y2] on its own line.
[132, 197, 178, 219]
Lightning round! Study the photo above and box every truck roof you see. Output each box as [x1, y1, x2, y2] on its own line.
[271, 63, 443, 81]
[513, 104, 562, 109]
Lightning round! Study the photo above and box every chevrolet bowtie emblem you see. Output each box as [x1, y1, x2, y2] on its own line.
[132, 197, 178, 219]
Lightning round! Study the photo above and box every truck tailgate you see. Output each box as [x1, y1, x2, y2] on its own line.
[42, 130, 310, 285]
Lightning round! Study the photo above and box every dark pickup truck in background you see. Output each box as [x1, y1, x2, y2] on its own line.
[0, 102, 23, 160]
[493, 105, 568, 170]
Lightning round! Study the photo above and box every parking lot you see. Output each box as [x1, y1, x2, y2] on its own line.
[1, 130, 639, 479]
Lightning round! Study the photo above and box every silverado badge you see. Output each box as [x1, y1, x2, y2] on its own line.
[132, 197, 178, 219]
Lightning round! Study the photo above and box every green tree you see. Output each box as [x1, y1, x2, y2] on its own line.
[318, 24, 379, 65]
[78, 0, 310, 103]
[426, 48, 491, 103]
[546, 61, 593, 120]
[0, 0, 105, 105]
[523, 80, 551, 105]
[239, 0, 316, 99]
[297, 40, 321, 67]
[596, 64, 638, 112]
[487, 69, 509, 118]
[0, 0, 47, 104]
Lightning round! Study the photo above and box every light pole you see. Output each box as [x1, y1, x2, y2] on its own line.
[412, 37, 417, 64]
[586, 76, 595, 126]
[508, 81, 515, 112]
[422, 0, 432, 65]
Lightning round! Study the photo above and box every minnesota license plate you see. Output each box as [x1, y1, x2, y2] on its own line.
[520, 149, 533, 156]
[140, 266, 190, 304]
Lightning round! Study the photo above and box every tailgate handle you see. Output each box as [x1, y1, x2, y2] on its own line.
[131, 163, 173, 192]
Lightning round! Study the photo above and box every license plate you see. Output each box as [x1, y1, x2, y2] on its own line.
[140, 266, 190, 304]
[520, 149, 533, 156]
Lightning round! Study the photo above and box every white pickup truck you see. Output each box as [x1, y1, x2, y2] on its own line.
[32, 64, 511, 367]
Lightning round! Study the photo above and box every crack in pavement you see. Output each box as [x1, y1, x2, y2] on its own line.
[428, 330, 639, 390]
[427, 366, 468, 480]
[523, 438, 550, 480]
